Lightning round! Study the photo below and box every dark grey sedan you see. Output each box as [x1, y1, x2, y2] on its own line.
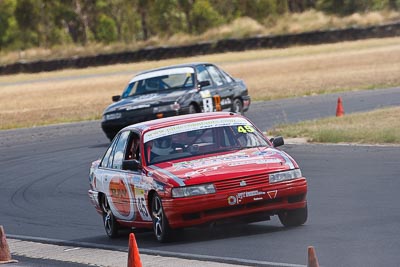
[101, 62, 251, 140]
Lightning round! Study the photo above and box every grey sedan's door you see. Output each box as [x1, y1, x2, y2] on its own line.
[195, 64, 219, 112]
[205, 64, 234, 111]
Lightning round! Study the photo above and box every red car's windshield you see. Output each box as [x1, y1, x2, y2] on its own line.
[144, 123, 269, 165]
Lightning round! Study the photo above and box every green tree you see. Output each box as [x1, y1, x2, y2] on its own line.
[191, 0, 222, 34]
[35, 1, 70, 48]
[388, 0, 400, 9]
[209, 0, 242, 23]
[287, 0, 316, 12]
[96, 0, 135, 42]
[135, 0, 153, 40]
[49, 0, 96, 45]
[95, 14, 118, 43]
[0, 0, 17, 50]
[150, 0, 183, 37]
[373, 0, 400, 10]
[14, 0, 41, 49]
[45, 1, 74, 46]
[72, 0, 97, 44]
[177, 0, 195, 34]
[276, 0, 289, 14]
[119, 2, 141, 43]
[315, 0, 390, 15]
[234, 0, 277, 21]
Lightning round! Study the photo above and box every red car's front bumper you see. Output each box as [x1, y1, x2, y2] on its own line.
[163, 178, 307, 229]
[88, 189, 102, 214]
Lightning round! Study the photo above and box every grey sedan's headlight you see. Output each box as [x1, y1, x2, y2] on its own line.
[172, 184, 216, 198]
[103, 112, 122, 121]
[269, 169, 302, 183]
[153, 103, 180, 113]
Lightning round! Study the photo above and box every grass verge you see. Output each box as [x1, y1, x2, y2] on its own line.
[268, 106, 400, 145]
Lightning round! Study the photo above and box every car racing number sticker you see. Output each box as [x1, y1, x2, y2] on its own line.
[237, 125, 254, 133]
[200, 90, 213, 112]
[134, 187, 152, 221]
[200, 90, 222, 112]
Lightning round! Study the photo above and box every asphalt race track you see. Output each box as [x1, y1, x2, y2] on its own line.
[1, 87, 400, 266]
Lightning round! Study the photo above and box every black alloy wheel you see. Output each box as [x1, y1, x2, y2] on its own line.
[188, 104, 197, 114]
[101, 195, 120, 238]
[232, 98, 243, 114]
[151, 194, 172, 242]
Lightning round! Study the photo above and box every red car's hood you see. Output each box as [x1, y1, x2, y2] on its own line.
[149, 147, 298, 186]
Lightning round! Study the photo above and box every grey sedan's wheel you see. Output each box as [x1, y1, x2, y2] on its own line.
[278, 205, 308, 227]
[188, 104, 197, 114]
[101, 195, 120, 238]
[232, 98, 243, 114]
[151, 194, 172, 242]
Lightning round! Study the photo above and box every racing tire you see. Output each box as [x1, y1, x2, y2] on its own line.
[231, 98, 243, 115]
[101, 195, 120, 238]
[151, 194, 172, 243]
[188, 104, 198, 114]
[278, 205, 308, 227]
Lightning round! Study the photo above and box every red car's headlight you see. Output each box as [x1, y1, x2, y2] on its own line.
[172, 183, 216, 198]
[269, 169, 303, 183]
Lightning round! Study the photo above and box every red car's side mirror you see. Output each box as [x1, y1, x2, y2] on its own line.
[270, 136, 284, 147]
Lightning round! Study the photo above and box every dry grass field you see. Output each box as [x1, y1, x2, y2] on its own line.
[268, 106, 400, 144]
[1, 37, 400, 130]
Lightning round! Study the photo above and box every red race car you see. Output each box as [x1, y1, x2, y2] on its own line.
[88, 112, 307, 242]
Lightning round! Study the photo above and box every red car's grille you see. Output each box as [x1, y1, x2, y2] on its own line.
[214, 173, 268, 192]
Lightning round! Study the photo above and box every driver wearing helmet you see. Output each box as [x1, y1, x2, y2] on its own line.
[152, 136, 173, 157]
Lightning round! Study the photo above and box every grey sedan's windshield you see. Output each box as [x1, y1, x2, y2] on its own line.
[122, 72, 195, 98]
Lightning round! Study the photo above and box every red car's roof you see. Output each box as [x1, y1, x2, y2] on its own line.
[124, 112, 243, 133]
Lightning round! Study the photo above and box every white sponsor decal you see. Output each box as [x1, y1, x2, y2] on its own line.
[105, 113, 121, 120]
[175, 152, 283, 171]
[185, 166, 220, 177]
[116, 94, 159, 111]
[221, 98, 231, 105]
[174, 152, 250, 170]
[144, 117, 251, 143]
[125, 104, 151, 110]
[229, 190, 266, 205]
[227, 158, 282, 167]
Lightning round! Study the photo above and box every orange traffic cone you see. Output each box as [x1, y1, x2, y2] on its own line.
[307, 246, 320, 267]
[127, 233, 142, 267]
[336, 97, 344, 117]
[0, 225, 18, 264]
